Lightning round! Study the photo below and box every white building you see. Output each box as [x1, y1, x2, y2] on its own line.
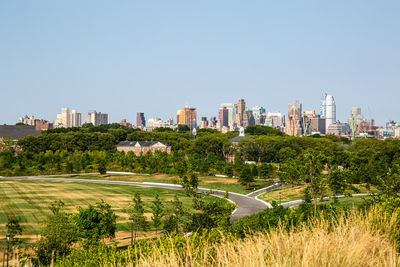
[71, 109, 82, 127]
[85, 110, 108, 126]
[320, 93, 336, 129]
[251, 106, 266, 121]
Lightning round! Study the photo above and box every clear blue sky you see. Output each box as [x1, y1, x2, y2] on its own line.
[1, 1, 399, 125]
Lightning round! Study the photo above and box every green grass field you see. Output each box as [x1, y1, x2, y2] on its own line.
[44, 173, 273, 194]
[0, 179, 225, 245]
[318, 196, 372, 209]
[259, 184, 377, 203]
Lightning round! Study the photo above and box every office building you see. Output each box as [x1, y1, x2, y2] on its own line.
[177, 106, 197, 128]
[320, 93, 336, 129]
[251, 106, 266, 121]
[137, 112, 146, 127]
[85, 110, 108, 126]
[71, 109, 82, 127]
[285, 101, 303, 136]
[265, 112, 285, 128]
[218, 107, 229, 128]
[220, 103, 237, 128]
[236, 99, 246, 127]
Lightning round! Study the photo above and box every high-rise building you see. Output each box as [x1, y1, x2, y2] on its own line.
[320, 93, 336, 129]
[85, 110, 108, 126]
[137, 112, 146, 127]
[265, 112, 285, 128]
[285, 101, 303, 136]
[243, 110, 255, 127]
[200, 117, 209, 129]
[325, 95, 336, 129]
[61, 108, 71, 127]
[220, 103, 237, 128]
[55, 107, 75, 128]
[218, 107, 229, 128]
[251, 106, 266, 121]
[71, 109, 82, 127]
[177, 106, 197, 128]
[236, 99, 246, 127]
[320, 93, 327, 118]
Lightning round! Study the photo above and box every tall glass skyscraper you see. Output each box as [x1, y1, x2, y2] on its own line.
[320, 93, 336, 129]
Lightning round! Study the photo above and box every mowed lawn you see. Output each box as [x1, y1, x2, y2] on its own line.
[0, 179, 222, 244]
[46, 173, 273, 194]
[259, 184, 377, 203]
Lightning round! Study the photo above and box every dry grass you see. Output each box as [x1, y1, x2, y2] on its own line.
[137, 208, 400, 267]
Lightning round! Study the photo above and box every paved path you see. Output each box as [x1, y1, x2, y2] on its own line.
[279, 193, 373, 208]
[0, 175, 271, 221]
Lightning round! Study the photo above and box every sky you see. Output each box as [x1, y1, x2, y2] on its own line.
[0, 1, 399, 125]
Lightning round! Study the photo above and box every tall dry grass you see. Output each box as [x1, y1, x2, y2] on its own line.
[137, 208, 400, 267]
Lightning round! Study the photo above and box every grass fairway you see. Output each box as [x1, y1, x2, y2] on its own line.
[46, 173, 273, 194]
[259, 184, 377, 203]
[0, 179, 222, 245]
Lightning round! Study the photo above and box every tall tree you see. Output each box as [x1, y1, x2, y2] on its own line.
[130, 193, 148, 241]
[151, 194, 165, 237]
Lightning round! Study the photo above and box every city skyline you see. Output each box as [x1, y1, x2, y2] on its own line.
[1, 1, 399, 125]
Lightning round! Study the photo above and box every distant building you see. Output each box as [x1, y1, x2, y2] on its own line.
[120, 119, 134, 128]
[285, 101, 303, 136]
[251, 106, 266, 121]
[71, 109, 82, 127]
[265, 112, 285, 129]
[302, 110, 325, 135]
[0, 125, 41, 140]
[199, 117, 209, 129]
[394, 128, 400, 139]
[243, 110, 255, 128]
[327, 122, 351, 137]
[19, 115, 35, 126]
[55, 108, 82, 128]
[116, 141, 171, 156]
[220, 103, 237, 129]
[85, 110, 108, 126]
[236, 99, 246, 127]
[320, 93, 336, 129]
[177, 106, 197, 128]
[218, 107, 229, 128]
[137, 112, 146, 127]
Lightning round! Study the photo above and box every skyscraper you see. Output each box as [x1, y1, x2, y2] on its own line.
[218, 107, 229, 128]
[137, 112, 146, 127]
[177, 106, 197, 128]
[220, 103, 237, 128]
[85, 110, 108, 126]
[71, 109, 82, 127]
[285, 101, 303, 136]
[236, 99, 246, 127]
[320, 93, 336, 129]
[251, 106, 266, 121]
[325, 94, 336, 129]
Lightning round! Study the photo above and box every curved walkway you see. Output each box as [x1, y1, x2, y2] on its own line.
[0, 175, 279, 221]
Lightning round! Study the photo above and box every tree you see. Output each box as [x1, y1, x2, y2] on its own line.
[277, 160, 303, 185]
[151, 194, 165, 237]
[177, 125, 190, 132]
[258, 163, 273, 179]
[6, 216, 23, 247]
[97, 159, 107, 175]
[130, 193, 148, 241]
[72, 200, 117, 246]
[238, 164, 254, 185]
[302, 149, 327, 217]
[35, 200, 79, 265]
[170, 195, 184, 234]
